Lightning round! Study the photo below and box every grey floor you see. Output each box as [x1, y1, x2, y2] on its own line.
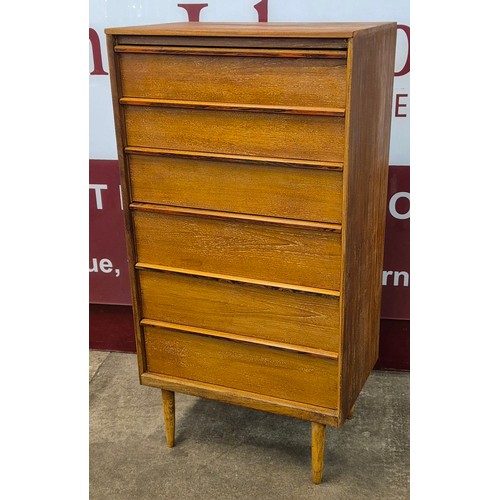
[90, 351, 409, 500]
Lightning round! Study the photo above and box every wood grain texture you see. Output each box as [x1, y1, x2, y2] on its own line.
[115, 36, 349, 49]
[338, 24, 397, 425]
[128, 153, 343, 223]
[144, 324, 339, 408]
[138, 268, 340, 352]
[132, 210, 342, 290]
[120, 97, 345, 117]
[105, 22, 393, 38]
[136, 262, 340, 297]
[105, 34, 148, 375]
[142, 373, 339, 426]
[161, 390, 175, 447]
[116, 46, 347, 59]
[141, 319, 338, 360]
[130, 202, 341, 231]
[125, 146, 344, 170]
[119, 51, 345, 107]
[312, 422, 326, 484]
[124, 105, 345, 162]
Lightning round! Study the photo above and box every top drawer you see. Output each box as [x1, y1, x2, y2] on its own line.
[116, 46, 347, 108]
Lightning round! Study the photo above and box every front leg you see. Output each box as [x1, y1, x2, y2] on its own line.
[161, 390, 175, 448]
[311, 422, 326, 484]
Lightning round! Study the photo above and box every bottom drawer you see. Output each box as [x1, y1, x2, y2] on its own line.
[144, 324, 338, 409]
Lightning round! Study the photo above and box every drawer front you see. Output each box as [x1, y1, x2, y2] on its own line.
[133, 210, 342, 291]
[124, 106, 345, 162]
[129, 153, 343, 223]
[139, 269, 340, 352]
[119, 53, 347, 108]
[144, 325, 339, 408]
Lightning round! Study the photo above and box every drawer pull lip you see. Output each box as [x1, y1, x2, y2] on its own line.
[120, 97, 345, 117]
[114, 44, 347, 59]
[141, 318, 339, 360]
[125, 146, 343, 171]
[130, 202, 342, 232]
[136, 262, 341, 298]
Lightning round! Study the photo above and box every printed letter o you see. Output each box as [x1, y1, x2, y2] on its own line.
[389, 191, 410, 220]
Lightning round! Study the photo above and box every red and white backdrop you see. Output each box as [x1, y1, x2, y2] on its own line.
[89, 0, 410, 370]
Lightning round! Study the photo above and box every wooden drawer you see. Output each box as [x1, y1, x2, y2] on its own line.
[124, 105, 345, 162]
[138, 269, 340, 352]
[132, 207, 342, 291]
[128, 153, 343, 223]
[143, 324, 339, 408]
[118, 50, 347, 108]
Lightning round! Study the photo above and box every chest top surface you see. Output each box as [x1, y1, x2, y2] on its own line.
[105, 21, 395, 38]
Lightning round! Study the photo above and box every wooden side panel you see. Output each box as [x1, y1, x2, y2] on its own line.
[143, 325, 339, 408]
[133, 210, 342, 290]
[139, 269, 340, 351]
[129, 153, 343, 223]
[119, 53, 346, 108]
[339, 25, 397, 424]
[124, 106, 345, 162]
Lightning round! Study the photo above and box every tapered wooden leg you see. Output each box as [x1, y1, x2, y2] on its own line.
[311, 422, 326, 484]
[162, 390, 175, 448]
[347, 404, 355, 420]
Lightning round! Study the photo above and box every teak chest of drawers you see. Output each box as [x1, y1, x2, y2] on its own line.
[106, 21, 397, 484]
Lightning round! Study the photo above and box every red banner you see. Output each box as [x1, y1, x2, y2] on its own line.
[381, 166, 410, 320]
[89, 160, 131, 305]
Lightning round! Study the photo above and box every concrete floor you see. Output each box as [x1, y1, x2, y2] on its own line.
[90, 351, 409, 500]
